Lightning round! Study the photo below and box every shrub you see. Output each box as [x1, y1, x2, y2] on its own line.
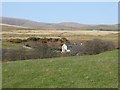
[2, 42, 60, 61]
[8, 39, 23, 43]
[41, 38, 48, 43]
[47, 38, 53, 42]
[30, 42, 59, 58]
[53, 38, 59, 42]
[27, 37, 40, 41]
[2, 48, 26, 61]
[82, 39, 115, 55]
[61, 37, 69, 42]
[61, 52, 71, 57]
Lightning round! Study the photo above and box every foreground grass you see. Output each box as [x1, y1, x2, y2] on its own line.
[2, 50, 118, 88]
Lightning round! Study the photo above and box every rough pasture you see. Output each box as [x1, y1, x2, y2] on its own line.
[2, 29, 118, 40]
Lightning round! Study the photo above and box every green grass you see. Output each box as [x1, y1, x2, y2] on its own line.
[2, 50, 118, 88]
[2, 39, 30, 49]
[2, 41, 23, 49]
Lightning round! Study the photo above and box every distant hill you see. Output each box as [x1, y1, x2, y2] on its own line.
[0, 24, 37, 31]
[0, 17, 118, 30]
[0, 17, 50, 29]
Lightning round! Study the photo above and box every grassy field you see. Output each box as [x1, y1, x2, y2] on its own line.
[2, 50, 118, 88]
[2, 29, 118, 41]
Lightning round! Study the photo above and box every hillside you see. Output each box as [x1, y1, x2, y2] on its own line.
[2, 50, 118, 88]
[0, 24, 31, 31]
[0, 17, 77, 30]
[0, 17, 50, 29]
[0, 17, 118, 30]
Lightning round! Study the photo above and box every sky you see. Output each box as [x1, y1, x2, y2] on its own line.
[2, 2, 118, 24]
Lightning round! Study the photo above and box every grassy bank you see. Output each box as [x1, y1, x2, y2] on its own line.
[2, 50, 118, 88]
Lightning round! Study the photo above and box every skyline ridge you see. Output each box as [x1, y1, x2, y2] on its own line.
[0, 16, 118, 25]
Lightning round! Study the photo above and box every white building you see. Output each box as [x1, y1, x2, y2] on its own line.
[61, 44, 70, 53]
[61, 43, 83, 54]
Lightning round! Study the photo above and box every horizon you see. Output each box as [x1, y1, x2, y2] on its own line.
[2, 2, 118, 24]
[0, 16, 118, 25]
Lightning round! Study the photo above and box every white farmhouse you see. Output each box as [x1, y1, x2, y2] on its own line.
[61, 43, 83, 55]
[61, 44, 70, 53]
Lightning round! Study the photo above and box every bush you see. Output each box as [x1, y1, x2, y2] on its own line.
[61, 37, 69, 42]
[2, 42, 60, 61]
[60, 52, 71, 57]
[2, 48, 26, 61]
[27, 37, 40, 41]
[8, 39, 23, 43]
[30, 42, 59, 58]
[47, 38, 53, 42]
[82, 39, 115, 55]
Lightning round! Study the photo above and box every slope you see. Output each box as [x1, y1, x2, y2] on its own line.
[2, 50, 118, 88]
